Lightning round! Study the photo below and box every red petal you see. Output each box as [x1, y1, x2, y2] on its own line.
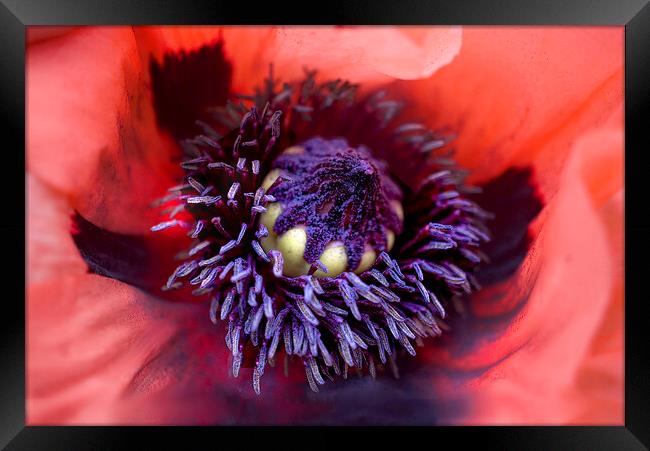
[268, 26, 462, 84]
[134, 26, 462, 93]
[27, 26, 180, 234]
[27, 175, 86, 283]
[397, 27, 623, 198]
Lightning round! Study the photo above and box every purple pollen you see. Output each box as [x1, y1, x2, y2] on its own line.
[151, 67, 491, 394]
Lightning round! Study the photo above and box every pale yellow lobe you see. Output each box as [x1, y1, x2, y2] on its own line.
[386, 230, 395, 251]
[259, 202, 282, 252]
[355, 247, 377, 274]
[260, 234, 276, 253]
[391, 199, 404, 222]
[383, 200, 403, 253]
[261, 169, 282, 192]
[276, 227, 310, 277]
[283, 145, 304, 155]
[314, 241, 348, 278]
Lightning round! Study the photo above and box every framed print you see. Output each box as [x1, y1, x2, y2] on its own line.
[3, 0, 649, 449]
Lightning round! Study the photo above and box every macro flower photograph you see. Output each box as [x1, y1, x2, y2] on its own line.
[26, 25, 624, 425]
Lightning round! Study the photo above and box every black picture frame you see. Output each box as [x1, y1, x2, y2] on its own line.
[4, 0, 649, 449]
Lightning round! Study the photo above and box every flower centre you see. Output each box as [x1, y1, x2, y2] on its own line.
[259, 137, 403, 278]
[148, 69, 491, 395]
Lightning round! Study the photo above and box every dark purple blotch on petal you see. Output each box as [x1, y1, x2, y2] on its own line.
[471, 167, 544, 286]
[435, 167, 543, 358]
[71, 211, 149, 285]
[70, 211, 185, 301]
[150, 39, 232, 139]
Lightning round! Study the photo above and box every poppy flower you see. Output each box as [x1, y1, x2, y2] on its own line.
[26, 26, 623, 425]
